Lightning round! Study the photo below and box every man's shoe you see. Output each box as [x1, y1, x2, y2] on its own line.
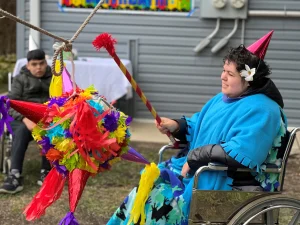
[0, 174, 23, 194]
[37, 169, 50, 186]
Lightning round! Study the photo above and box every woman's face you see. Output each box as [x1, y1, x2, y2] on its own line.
[221, 61, 249, 98]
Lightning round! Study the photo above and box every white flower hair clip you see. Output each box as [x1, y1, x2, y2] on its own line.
[241, 64, 256, 81]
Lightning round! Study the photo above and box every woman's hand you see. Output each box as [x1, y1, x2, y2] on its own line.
[155, 117, 179, 134]
[181, 162, 190, 178]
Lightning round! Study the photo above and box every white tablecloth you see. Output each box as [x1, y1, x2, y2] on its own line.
[13, 57, 133, 102]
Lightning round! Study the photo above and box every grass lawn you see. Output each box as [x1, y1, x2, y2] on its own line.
[0, 141, 300, 225]
[0, 141, 172, 225]
[0, 82, 8, 94]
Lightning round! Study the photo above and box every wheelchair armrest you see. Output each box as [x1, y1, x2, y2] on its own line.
[158, 143, 187, 163]
[208, 162, 281, 173]
[193, 162, 281, 189]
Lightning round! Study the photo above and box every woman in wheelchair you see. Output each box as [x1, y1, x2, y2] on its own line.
[107, 31, 288, 225]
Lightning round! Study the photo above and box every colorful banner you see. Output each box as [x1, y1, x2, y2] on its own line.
[60, 0, 191, 12]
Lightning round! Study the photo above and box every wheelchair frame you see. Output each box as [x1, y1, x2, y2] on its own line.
[0, 130, 12, 174]
[0, 72, 13, 174]
[158, 127, 300, 225]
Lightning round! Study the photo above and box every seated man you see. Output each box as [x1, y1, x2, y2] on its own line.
[0, 49, 52, 194]
[107, 31, 288, 225]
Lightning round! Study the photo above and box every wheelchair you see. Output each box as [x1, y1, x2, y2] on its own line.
[0, 129, 12, 174]
[158, 127, 300, 225]
[0, 72, 13, 174]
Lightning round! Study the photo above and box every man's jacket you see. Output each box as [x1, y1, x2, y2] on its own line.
[8, 65, 52, 121]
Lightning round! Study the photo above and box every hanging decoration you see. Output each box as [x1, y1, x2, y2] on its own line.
[59, 0, 191, 12]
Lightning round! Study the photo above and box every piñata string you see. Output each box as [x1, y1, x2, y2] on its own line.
[0, 0, 104, 76]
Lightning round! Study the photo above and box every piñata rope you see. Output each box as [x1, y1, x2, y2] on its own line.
[0, 0, 104, 76]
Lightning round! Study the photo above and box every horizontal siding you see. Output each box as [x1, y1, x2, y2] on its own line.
[138, 55, 299, 71]
[134, 83, 300, 109]
[41, 22, 252, 38]
[40, 39, 129, 58]
[140, 46, 300, 59]
[249, 0, 300, 10]
[19, 0, 300, 126]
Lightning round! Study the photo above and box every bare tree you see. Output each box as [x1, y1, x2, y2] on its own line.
[0, 1, 16, 55]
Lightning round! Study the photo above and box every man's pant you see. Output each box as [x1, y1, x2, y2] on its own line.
[10, 120, 51, 174]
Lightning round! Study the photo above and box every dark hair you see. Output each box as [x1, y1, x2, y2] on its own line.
[223, 45, 271, 88]
[27, 49, 46, 62]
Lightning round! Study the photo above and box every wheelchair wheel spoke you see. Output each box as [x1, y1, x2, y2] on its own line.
[288, 211, 300, 225]
[266, 210, 275, 225]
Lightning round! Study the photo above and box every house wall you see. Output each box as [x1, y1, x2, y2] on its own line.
[17, 0, 300, 125]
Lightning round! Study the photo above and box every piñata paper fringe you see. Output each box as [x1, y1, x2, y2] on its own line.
[23, 168, 66, 221]
[128, 163, 160, 225]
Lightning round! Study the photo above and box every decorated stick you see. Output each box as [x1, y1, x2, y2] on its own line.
[92, 33, 177, 145]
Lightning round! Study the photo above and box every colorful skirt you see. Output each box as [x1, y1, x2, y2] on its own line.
[107, 161, 189, 225]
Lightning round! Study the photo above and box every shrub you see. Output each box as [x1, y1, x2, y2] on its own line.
[0, 54, 16, 84]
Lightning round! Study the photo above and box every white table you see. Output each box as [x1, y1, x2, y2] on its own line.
[13, 57, 133, 103]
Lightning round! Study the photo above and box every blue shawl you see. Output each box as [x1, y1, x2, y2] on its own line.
[166, 92, 281, 215]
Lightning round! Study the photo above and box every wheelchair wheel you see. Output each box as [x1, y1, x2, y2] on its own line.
[228, 194, 300, 225]
[0, 131, 12, 174]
